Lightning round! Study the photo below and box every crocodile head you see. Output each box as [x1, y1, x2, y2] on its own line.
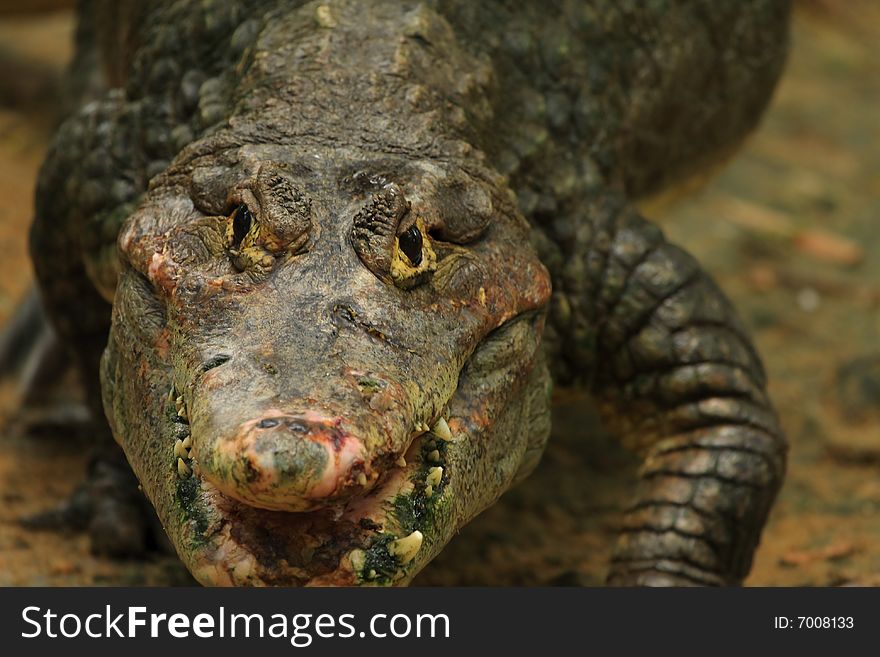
[103, 140, 552, 585]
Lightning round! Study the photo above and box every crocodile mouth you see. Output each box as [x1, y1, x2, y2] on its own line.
[169, 385, 457, 586]
[161, 310, 542, 586]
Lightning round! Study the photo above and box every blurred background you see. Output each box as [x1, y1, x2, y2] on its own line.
[0, 1, 878, 585]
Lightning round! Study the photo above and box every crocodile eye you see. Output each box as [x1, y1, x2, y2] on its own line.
[231, 204, 253, 247]
[398, 225, 423, 266]
[351, 184, 435, 289]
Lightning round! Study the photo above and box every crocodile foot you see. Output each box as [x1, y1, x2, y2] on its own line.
[20, 449, 158, 557]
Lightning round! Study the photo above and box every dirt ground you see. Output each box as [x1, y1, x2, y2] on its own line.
[0, 4, 878, 586]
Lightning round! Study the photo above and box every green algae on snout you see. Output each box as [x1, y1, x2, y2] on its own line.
[357, 436, 453, 584]
[165, 397, 211, 547]
[356, 376, 386, 398]
[175, 472, 210, 546]
[361, 534, 398, 583]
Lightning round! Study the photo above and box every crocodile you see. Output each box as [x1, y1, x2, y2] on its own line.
[23, 0, 789, 586]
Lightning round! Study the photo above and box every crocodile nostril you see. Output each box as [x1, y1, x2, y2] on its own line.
[256, 417, 311, 432]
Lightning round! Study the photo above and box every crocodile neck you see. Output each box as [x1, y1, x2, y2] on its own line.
[207, 1, 492, 165]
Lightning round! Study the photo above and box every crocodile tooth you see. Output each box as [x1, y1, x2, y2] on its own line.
[357, 472, 368, 486]
[174, 439, 188, 460]
[424, 484, 433, 498]
[388, 530, 423, 564]
[177, 406, 188, 421]
[349, 549, 366, 573]
[181, 435, 192, 451]
[426, 449, 440, 463]
[431, 417, 452, 441]
[395, 456, 407, 468]
[177, 458, 191, 478]
[167, 387, 176, 402]
[426, 466, 443, 487]
[367, 569, 377, 580]
[175, 395, 184, 410]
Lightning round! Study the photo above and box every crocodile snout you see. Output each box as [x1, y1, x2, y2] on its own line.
[195, 410, 367, 512]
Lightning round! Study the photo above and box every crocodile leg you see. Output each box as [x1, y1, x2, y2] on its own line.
[0, 286, 60, 404]
[547, 194, 787, 585]
[25, 90, 154, 556]
[0, 285, 90, 433]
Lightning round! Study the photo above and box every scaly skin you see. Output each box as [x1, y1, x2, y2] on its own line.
[29, 0, 789, 585]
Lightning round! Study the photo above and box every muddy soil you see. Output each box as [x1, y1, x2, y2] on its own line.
[0, 4, 878, 586]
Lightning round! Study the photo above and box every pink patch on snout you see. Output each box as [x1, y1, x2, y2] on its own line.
[241, 409, 367, 501]
[147, 251, 178, 293]
[307, 430, 365, 498]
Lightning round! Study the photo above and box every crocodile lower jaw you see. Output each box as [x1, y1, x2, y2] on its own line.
[177, 418, 451, 586]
